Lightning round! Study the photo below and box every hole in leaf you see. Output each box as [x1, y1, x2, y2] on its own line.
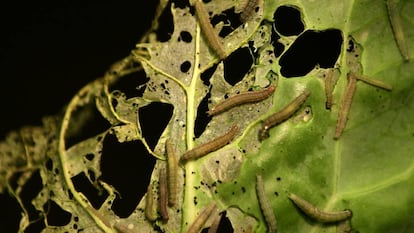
[211, 7, 242, 38]
[202, 211, 233, 233]
[71, 172, 108, 209]
[85, 153, 95, 161]
[180, 60, 192, 73]
[0, 193, 21, 232]
[109, 70, 149, 99]
[279, 29, 343, 77]
[45, 158, 53, 171]
[179, 31, 193, 43]
[20, 170, 42, 221]
[273, 5, 305, 36]
[194, 91, 212, 138]
[224, 47, 252, 86]
[217, 212, 233, 232]
[24, 219, 45, 233]
[65, 102, 111, 149]
[200, 63, 218, 86]
[43, 200, 72, 226]
[139, 102, 174, 150]
[271, 25, 284, 57]
[100, 134, 155, 217]
[173, 0, 190, 9]
[156, 1, 174, 42]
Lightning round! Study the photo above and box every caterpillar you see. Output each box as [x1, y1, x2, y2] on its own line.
[186, 201, 217, 233]
[158, 167, 169, 222]
[145, 182, 157, 222]
[208, 85, 276, 116]
[180, 124, 239, 163]
[166, 139, 179, 207]
[259, 90, 311, 141]
[353, 74, 392, 91]
[207, 212, 222, 233]
[337, 219, 354, 233]
[194, 0, 226, 60]
[256, 175, 277, 233]
[287, 192, 352, 223]
[386, 0, 410, 61]
[240, 0, 261, 23]
[325, 68, 334, 110]
[334, 74, 357, 140]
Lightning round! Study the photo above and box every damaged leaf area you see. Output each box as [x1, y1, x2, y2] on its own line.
[1, 0, 414, 232]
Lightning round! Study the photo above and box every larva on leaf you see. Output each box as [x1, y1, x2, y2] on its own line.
[334, 74, 357, 140]
[194, 0, 226, 60]
[325, 68, 335, 110]
[207, 212, 222, 233]
[259, 90, 311, 141]
[158, 167, 169, 222]
[256, 175, 277, 233]
[208, 85, 276, 116]
[386, 0, 410, 62]
[287, 192, 352, 223]
[353, 74, 392, 91]
[180, 124, 238, 163]
[145, 182, 157, 222]
[165, 139, 179, 207]
[240, 0, 261, 23]
[186, 201, 217, 233]
[337, 219, 355, 233]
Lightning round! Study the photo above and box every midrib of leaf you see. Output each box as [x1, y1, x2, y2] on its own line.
[181, 19, 203, 230]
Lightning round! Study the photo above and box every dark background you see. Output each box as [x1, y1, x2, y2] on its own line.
[0, 1, 158, 232]
[0, 1, 158, 139]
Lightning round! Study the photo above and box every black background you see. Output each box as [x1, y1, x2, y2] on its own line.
[0, 1, 158, 232]
[0, 1, 158, 139]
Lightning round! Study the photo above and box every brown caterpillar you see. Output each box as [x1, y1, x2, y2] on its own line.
[166, 139, 179, 207]
[194, 0, 226, 60]
[256, 175, 277, 233]
[208, 85, 276, 116]
[145, 182, 157, 222]
[334, 74, 357, 140]
[180, 124, 239, 163]
[337, 219, 354, 233]
[240, 0, 261, 23]
[259, 90, 311, 141]
[186, 201, 217, 233]
[353, 74, 392, 91]
[386, 0, 410, 61]
[207, 212, 222, 233]
[158, 167, 169, 222]
[287, 192, 352, 223]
